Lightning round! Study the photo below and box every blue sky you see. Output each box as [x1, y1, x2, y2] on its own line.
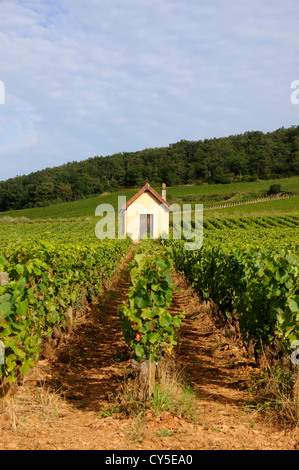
[0, 0, 298, 180]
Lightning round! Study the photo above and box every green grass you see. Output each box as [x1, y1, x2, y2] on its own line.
[0, 189, 137, 220]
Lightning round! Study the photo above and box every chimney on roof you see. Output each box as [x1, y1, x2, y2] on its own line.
[162, 183, 166, 200]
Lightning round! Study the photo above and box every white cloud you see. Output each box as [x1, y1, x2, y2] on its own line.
[0, 0, 298, 179]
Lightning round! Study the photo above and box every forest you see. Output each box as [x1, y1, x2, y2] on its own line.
[0, 125, 299, 212]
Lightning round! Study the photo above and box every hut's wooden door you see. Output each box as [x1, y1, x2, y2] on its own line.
[140, 214, 153, 239]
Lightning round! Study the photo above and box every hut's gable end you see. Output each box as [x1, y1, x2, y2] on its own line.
[124, 185, 170, 240]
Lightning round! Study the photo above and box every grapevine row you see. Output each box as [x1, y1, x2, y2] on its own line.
[202, 215, 299, 231]
[170, 240, 299, 357]
[0, 239, 131, 383]
[118, 241, 184, 363]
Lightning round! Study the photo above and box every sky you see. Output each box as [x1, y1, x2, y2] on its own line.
[0, 0, 298, 181]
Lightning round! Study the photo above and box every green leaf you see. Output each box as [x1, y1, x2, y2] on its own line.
[172, 315, 182, 328]
[0, 254, 8, 270]
[138, 277, 148, 288]
[148, 332, 159, 344]
[140, 308, 154, 320]
[16, 299, 28, 317]
[14, 278, 27, 296]
[10, 342, 26, 359]
[134, 292, 151, 309]
[164, 271, 173, 287]
[134, 343, 144, 358]
[156, 260, 166, 270]
[159, 316, 170, 328]
[130, 266, 140, 282]
[135, 254, 146, 268]
[288, 298, 299, 313]
[20, 360, 31, 376]
[15, 264, 24, 276]
[6, 354, 17, 372]
[0, 298, 13, 317]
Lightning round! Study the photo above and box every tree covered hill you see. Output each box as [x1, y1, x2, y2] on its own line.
[1, 126, 299, 212]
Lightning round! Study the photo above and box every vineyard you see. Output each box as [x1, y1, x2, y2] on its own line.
[0, 237, 131, 383]
[0, 207, 299, 449]
[202, 214, 299, 231]
[172, 213, 299, 359]
[169, 237, 299, 355]
[0, 213, 298, 383]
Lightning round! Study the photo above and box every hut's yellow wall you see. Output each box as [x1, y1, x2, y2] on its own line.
[125, 191, 169, 241]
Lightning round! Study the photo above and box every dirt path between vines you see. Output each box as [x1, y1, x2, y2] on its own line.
[1, 248, 299, 450]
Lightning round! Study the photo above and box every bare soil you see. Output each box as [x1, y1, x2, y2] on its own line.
[1, 247, 299, 450]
